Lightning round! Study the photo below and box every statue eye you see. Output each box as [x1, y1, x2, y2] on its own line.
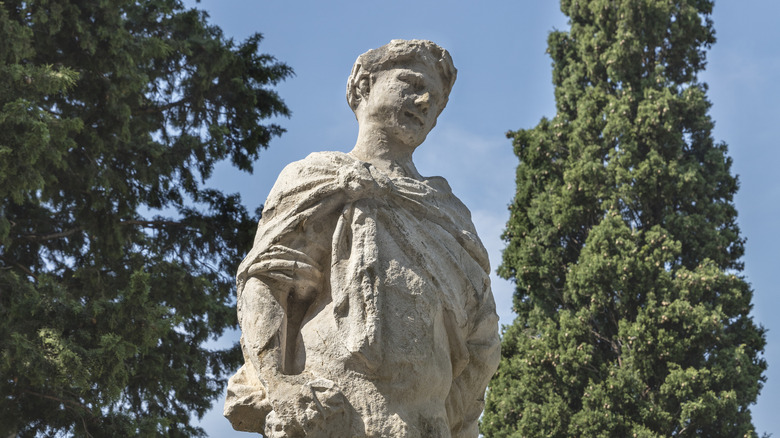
[399, 73, 424, 88]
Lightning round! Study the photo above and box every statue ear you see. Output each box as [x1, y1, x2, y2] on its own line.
[348, 67, 371, 112]
[356, 74, 370, 102]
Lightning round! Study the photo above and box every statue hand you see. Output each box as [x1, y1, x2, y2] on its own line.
[264, 377, 349, 437]
[301, 378, 347, 423]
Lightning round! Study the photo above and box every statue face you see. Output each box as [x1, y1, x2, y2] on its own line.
[360, 60, 446, 148]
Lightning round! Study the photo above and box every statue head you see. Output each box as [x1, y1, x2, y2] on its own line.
[347, 39, 457, 116]
[346, 40, 457, 149]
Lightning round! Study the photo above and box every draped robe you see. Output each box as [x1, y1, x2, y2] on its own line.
[224, 151, 500, 437]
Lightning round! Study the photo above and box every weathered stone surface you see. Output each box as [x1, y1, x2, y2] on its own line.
[224, 39, 500, 438]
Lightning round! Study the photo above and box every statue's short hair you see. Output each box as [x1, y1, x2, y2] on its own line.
[346, 39, 457, 115]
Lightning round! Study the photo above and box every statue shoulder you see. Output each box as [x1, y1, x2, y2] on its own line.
[266, 151, 355, 201]
[277, 151, 352, 177]
[422, 175, 473, 215]
[422, 175, 453, 194]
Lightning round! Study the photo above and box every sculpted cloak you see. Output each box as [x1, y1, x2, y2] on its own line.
[224, 151, 500, 438]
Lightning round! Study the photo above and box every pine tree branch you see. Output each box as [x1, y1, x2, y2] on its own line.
[23, 390, 91, 414]
[21, 228, 83, 241]
[590, 328, 621, 358]
[137, 99, 187, 114]
[120, 219, 183, 228]
[19, 220, 185, 242]
[0, 255, 38, 281]
[80, 416, 94, 438]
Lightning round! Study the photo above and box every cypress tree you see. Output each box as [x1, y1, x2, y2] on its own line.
[482, 1, 766, 436]
[0, 0, 291, 435]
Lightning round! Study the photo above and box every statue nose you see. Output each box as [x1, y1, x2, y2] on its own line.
[415, 92, 430, 114]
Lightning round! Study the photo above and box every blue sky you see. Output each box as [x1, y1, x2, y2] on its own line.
[185, 1, 780, 435]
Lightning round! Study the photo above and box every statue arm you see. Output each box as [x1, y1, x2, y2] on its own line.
[229, 192, 350, 435]
[448, 288, 501, 438]
[239, 246, 322, 375]
[236, 274, 342, 437]
[232, 249, 348, 437]
[226, 153, 380, 434]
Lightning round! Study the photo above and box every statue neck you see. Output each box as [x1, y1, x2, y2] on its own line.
[350, 127, 422, 179]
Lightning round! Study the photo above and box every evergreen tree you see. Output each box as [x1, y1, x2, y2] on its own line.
[482, 1, 766, 436]
[0, 0, 291, 435]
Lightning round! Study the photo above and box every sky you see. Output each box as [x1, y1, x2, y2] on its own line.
[182, 1, 780, 435]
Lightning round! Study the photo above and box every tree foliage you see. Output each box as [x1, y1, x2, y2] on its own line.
[0, 0, 291, 435]
[482, 1, 766, 436]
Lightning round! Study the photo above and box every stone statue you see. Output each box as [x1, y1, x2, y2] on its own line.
[224, 39, 500, 438]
